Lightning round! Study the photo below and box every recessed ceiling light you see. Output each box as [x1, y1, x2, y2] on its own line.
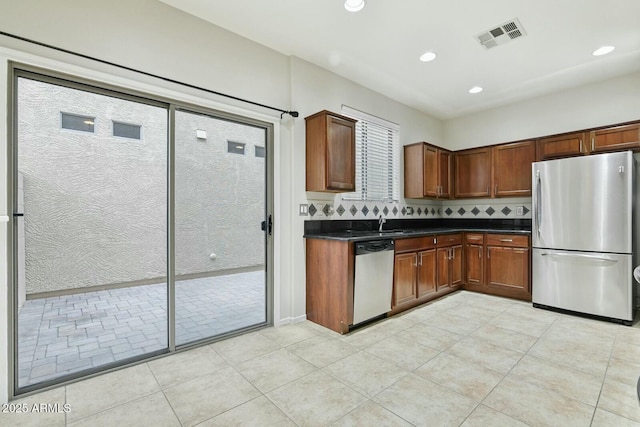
[344, 0, 365, 12]
[419, 51, 437, 62]
[592, 46, 615, 56]
[469, 86, 483, 94]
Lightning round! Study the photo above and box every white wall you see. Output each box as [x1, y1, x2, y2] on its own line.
[444, 72, 640, 151]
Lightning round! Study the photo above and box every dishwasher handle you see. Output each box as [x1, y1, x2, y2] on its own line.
[355, 240, 394, 255]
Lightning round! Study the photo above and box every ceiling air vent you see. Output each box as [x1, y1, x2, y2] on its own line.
[475, 18, 526, 49]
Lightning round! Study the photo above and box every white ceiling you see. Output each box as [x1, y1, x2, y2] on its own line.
[159, 0, 640, 120]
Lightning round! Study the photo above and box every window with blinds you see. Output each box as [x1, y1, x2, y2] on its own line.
[341, 106, 400, 201]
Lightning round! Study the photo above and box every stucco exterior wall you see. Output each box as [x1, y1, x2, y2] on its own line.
[18, 79, 265, 294]
[174, 110, 265, 277]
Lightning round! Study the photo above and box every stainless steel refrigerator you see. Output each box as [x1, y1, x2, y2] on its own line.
[532, 151, 636, 325]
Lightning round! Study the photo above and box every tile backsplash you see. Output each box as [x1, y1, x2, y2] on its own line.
[303, 196, 532, 221]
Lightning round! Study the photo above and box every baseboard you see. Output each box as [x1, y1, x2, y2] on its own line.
[274, 314, 307, 327]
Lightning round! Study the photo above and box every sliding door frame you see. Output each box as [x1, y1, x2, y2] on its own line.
[7, 62, 275, 398]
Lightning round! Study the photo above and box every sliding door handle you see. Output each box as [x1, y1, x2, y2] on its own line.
[260, 215, 273, 235]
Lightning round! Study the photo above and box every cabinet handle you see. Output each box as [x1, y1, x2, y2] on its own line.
[478, 247, 481, 258]
[487, 248, 490, 259]
[499, 238, 513, 242]
[468, 237, 481, 241]
[495, 184, 498, 195]
[419, 253, 423, 266]
[591, 137, 595, 151]
[433, 237, 437, 244]
[449, 238, 455, 241]
[451, 248, 455, 260]
[414, 256, 418, 267]
[579, 139, 583, 153]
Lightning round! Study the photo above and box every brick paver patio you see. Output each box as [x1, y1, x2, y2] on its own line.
[17, 270, 265, 388]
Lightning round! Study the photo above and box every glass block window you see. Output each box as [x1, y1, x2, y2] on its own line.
[227, 141, 245, 155]
[255, 146, 265, 158]
[113, 121, 141, 140]
[61, 112, 95, 133]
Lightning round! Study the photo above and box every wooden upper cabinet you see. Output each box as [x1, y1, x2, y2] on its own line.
[454, 147, 492, 198]
[305, 110, 357, 192]
[537, 132, 587, 160]
[590, 123, 640, 154]
[492, 140, 535, 197]
[404, 142, 451, 199]
[438, 150, 452, 198]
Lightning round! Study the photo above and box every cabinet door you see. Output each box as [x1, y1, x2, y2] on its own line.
[465, 243, 484, 286]
[486, 246, 529, 292]
[436, 247, 450, 290]
[454, 148, 492, 198]
[493, 141, 535, 197]
[537, 132, 587, 160]
[423, 144, 439, 197]
[404, 143, 425, 198]
[590, 123, 640, 154]
[326, 115, 356, 191]
[450, 245, 463, 288]
[438, 150, 451, 198]
[393, 253, 417, 307]
[417, 249, 436, 297]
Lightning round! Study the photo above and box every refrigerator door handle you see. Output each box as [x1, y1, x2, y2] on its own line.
[535, 170, 542, 237]
[540, 252, 618, 265]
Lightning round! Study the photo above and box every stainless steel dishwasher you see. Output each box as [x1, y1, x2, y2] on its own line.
[353, 239, 395, 325]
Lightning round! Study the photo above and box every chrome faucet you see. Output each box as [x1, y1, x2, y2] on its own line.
[378, 215, 386, 232]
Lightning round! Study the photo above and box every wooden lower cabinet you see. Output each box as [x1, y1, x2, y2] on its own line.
[305, 238, 354, 334]
[464, 233, 484, 291]
[393, 252, 418, 306]
[486, 246, 530, 295]
[463, 232, 531, 301]
[436, 245, 462, 291]
[417, 249, 437, 297]
[391, 235, 459, 314]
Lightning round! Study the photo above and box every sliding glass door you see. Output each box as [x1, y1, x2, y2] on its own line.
[14, 73, 169, 390]
[11, 67, 273, 394]
[174, 109, 268, 345]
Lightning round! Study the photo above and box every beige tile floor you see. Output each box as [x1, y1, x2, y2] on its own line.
[3, 290, 640, 426]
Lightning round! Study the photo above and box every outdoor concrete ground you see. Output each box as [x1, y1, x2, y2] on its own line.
[17, 270, 265, 388]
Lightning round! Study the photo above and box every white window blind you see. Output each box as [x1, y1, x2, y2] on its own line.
[341, 106, 400, 202]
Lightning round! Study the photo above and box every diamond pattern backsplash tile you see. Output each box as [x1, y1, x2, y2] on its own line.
[303, 197, 531, 221]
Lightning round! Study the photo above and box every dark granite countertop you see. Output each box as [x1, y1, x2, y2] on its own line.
[304, 219, 531, 242]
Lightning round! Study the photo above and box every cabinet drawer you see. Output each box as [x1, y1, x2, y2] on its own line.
[395, 236, 436, 252]
[486, 233, 529, 247]
[436, 234, 462, 247]
[464, 233, 484, 243]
